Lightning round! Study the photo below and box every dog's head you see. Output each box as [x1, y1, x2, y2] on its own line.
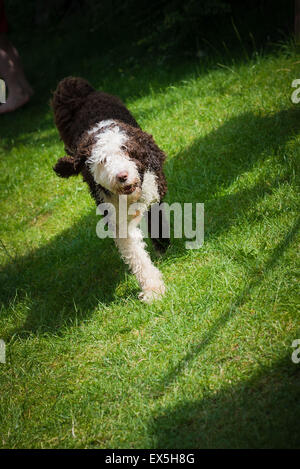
[54, 121, 145, 201]
[86, 121, 143, 200]
[54, 120, 166, 203]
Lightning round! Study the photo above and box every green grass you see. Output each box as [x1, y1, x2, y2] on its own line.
[0, 29, 300, 448]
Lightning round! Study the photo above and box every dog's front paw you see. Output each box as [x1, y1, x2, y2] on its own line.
[139, 282, 166, 303]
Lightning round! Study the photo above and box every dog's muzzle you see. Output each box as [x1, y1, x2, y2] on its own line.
[120, 183, 139, 195]
[116, 171, 141, 197]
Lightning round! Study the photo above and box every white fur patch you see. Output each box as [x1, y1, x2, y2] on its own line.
[141, 171, 160, 206]
[86, 122, 139, 193]
[88, 119, 116, 134]
[88, 124, 127, 166]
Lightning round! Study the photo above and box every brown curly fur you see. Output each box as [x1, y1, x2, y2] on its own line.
[52, 77, 139, 153]
[52, 77, 167, 199]
[52, 77, 169, 250]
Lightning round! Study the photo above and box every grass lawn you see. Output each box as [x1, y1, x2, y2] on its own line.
[0, 26, 299, 448]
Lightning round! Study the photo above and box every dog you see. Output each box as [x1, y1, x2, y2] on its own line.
[52, 77, 169, 302]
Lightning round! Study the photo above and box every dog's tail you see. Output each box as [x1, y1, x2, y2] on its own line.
[52, 77, 94, 140]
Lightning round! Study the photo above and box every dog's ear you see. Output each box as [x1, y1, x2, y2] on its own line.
[53, 156, 83, 178]
[53, 131, 94, 178]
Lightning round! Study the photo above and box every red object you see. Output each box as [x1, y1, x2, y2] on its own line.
[0, 0, 8, 34]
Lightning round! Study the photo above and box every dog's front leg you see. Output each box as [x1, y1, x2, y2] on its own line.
[115, 224, 165, 303]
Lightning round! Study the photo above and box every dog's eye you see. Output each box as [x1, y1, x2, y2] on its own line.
[120, 145, 127, 151]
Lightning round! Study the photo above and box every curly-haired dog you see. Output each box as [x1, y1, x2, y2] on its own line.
[52, 77, 169, 302]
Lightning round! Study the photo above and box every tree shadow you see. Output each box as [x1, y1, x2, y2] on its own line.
[148, 215, 299, 398]
[148, 354, 300, 448]
[0, 209, 132, 339]
[165, 108, 299, 206]
[160, 107, 299, 257]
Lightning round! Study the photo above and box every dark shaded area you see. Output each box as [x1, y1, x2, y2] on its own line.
[166, 109, 300, 224]
[0, 1, 295, 147]
[164, 108, 300, 260]
[5, 0, 294, 57]
[2, 1, 295, 101]
[149, 354, 300, 448]
[0, 210, 129, 338]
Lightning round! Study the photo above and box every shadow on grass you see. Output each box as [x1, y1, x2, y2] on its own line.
[148, 354, 300, 448]
[165, 108, 299, 206]
[162, 108, 299, 257]
[0, 209, 131, 338]
[148, 215, 299, 398]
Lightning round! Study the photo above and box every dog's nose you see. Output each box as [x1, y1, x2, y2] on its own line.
[117, 171, 128, 183]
